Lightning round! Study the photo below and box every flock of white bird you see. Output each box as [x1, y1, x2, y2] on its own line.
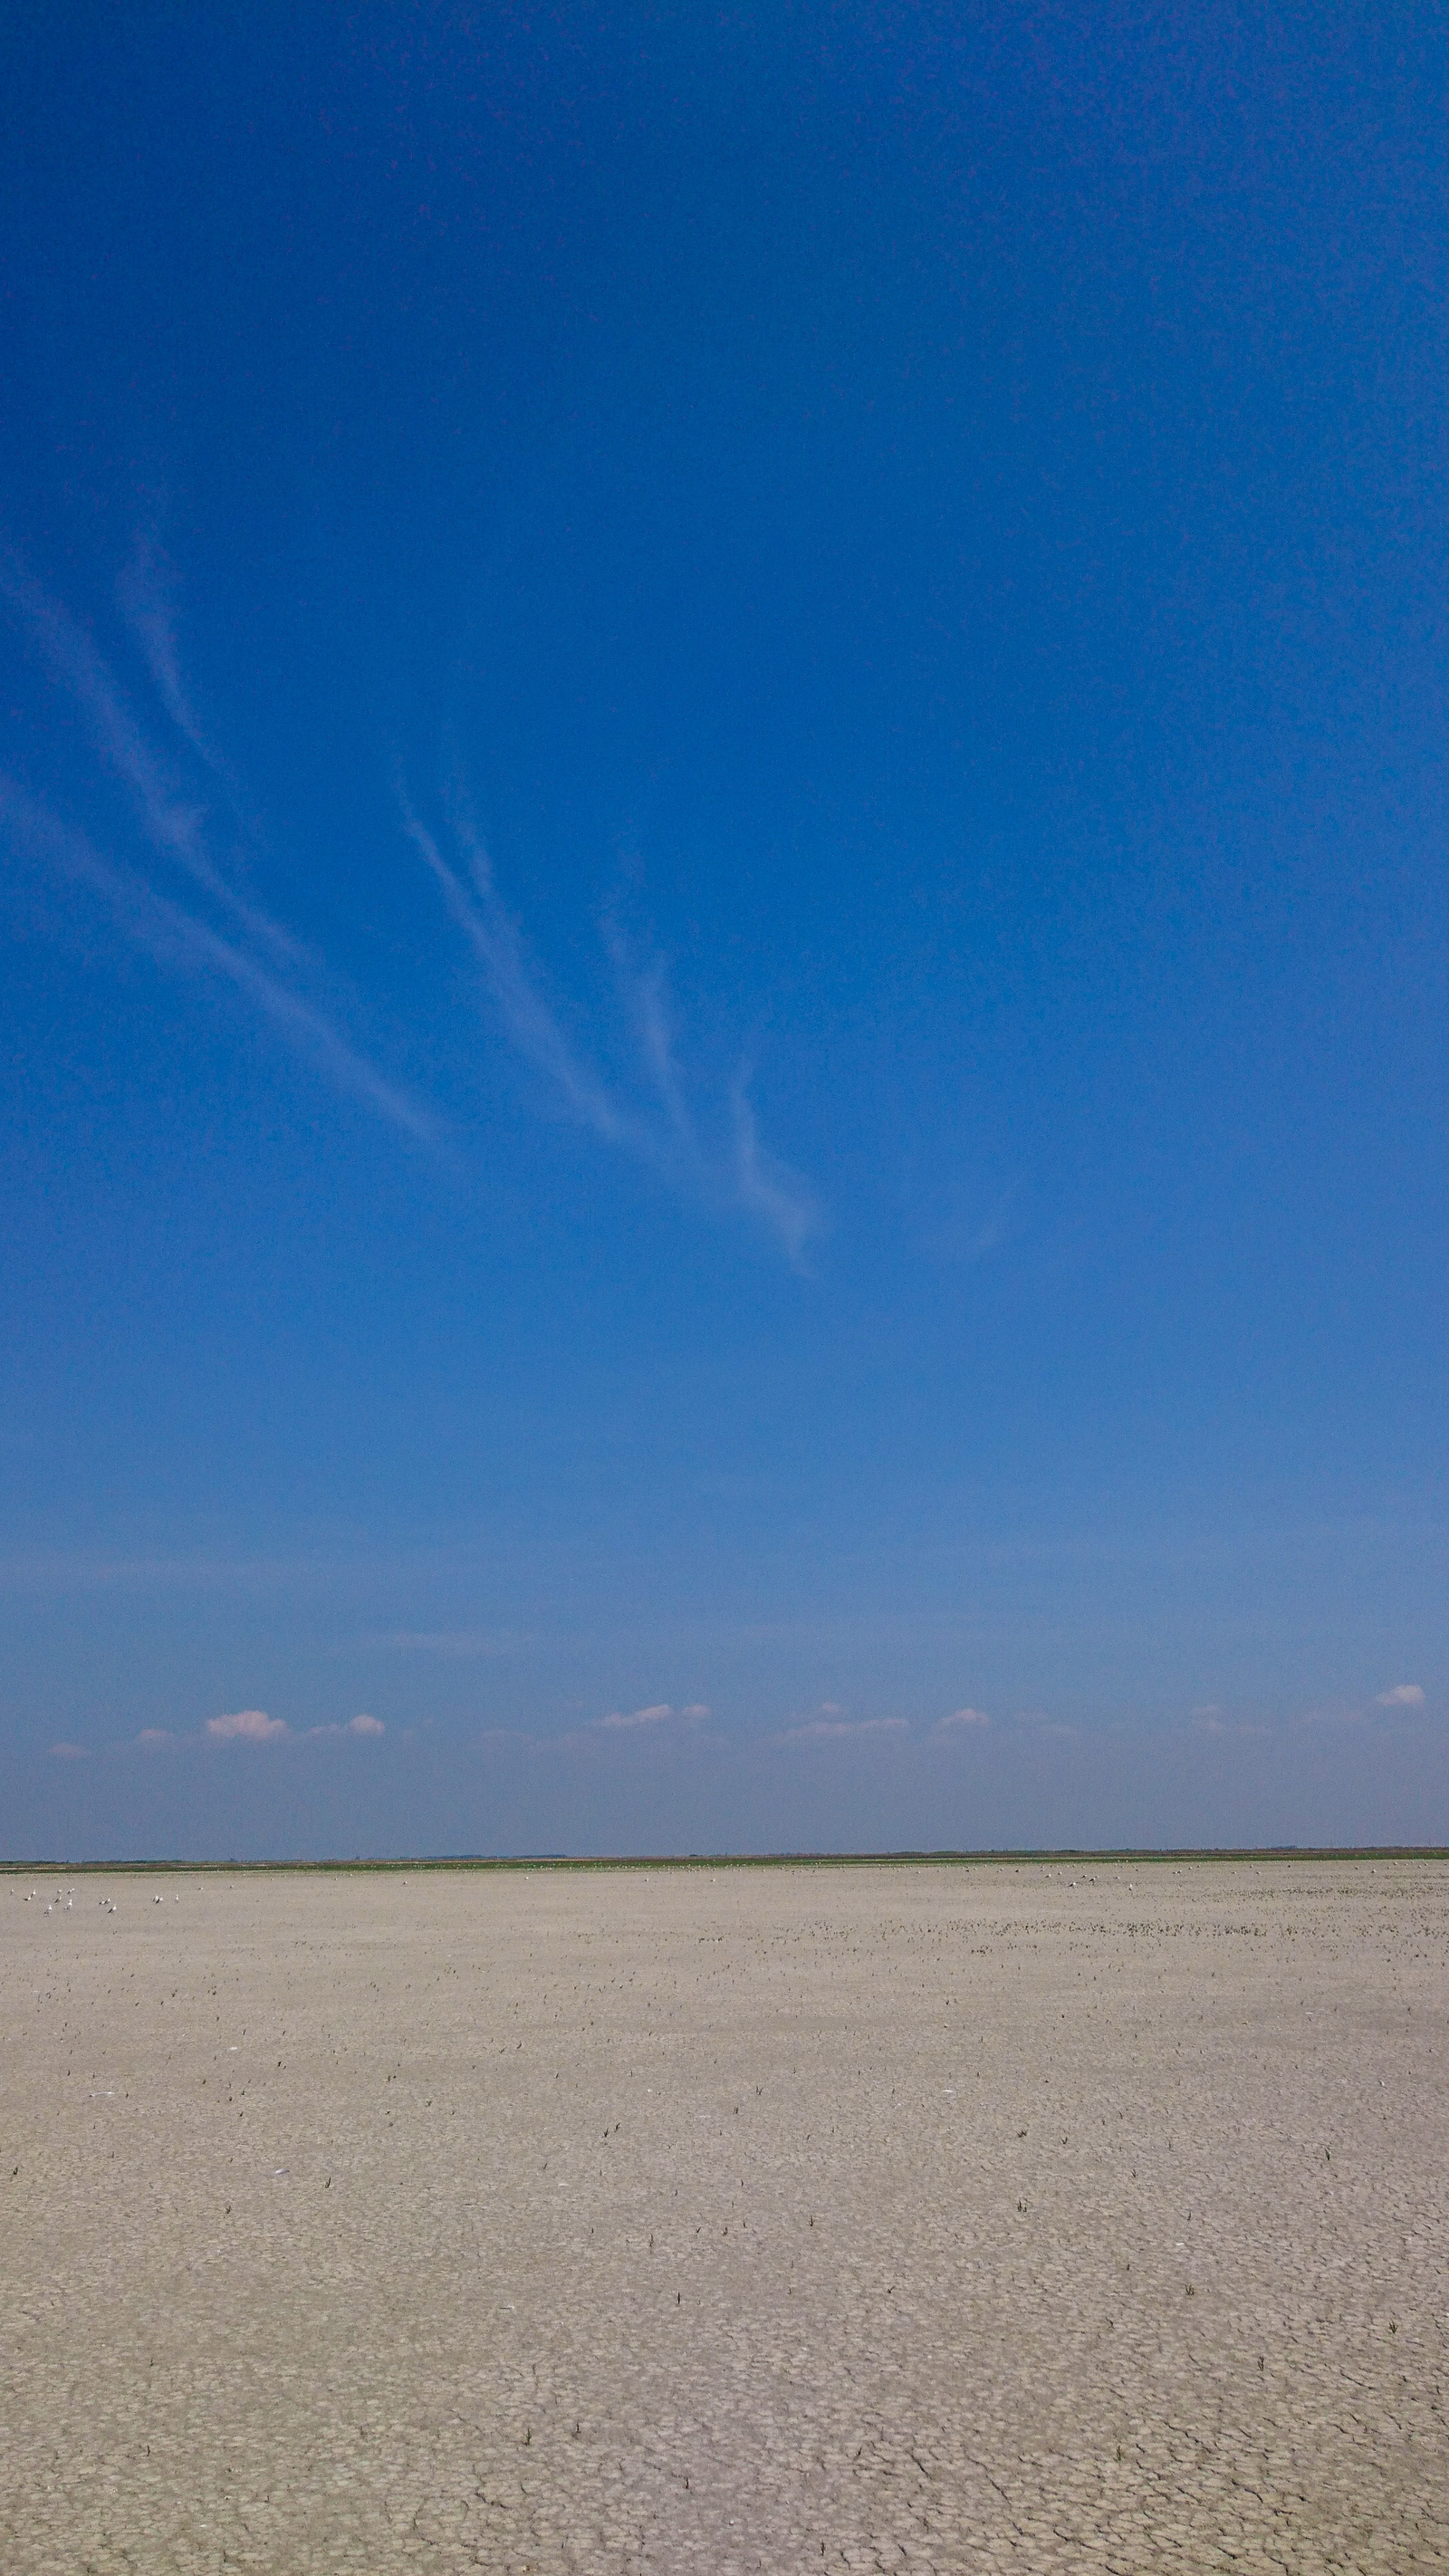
[14, 1886, 180, 1915]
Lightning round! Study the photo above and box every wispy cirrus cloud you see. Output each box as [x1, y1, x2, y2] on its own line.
[2, 558, 289, 956]
[3, 553, 819, 1262]
[730, 1071, 818, 1268]
[398, 776, 820, 1265]
[399, 778, 627, 1142]
[0, 779, 437, 1141]
[936, 1706, 991, 1734]
[0, 560, 437, 1144]
[117, 535, 235, 786]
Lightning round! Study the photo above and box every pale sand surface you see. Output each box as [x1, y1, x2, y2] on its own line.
[3, 1858, 1446, 2574]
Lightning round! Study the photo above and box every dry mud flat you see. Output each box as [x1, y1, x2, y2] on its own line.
[2, 1860, 1446, 2574]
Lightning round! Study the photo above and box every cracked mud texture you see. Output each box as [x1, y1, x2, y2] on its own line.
[3, 1856, 1445, 2572]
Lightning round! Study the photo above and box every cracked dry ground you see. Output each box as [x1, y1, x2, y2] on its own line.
[3, 1857, 1446, 2573]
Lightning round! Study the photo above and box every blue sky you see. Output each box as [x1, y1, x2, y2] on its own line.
[3, 5, 1446, 1857]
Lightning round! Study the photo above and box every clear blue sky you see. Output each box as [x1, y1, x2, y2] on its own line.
[3, 6, 1445, 1858]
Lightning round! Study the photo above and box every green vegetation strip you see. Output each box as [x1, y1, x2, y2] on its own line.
[3, 1847, 1446, 1875]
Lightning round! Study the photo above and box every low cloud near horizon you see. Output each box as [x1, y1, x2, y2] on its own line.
[592, 1701, 710, 1733]
[776, 1715, 911, 1745]
[40, 1685, 1439, 1777]
[206, 1708, 288, 1743]
[126, 1709, 388, 1748]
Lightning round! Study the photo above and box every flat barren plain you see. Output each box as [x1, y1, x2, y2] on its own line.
[3, 1857, 1445, 2574]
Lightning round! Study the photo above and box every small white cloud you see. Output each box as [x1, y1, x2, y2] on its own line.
[346, 1711, 385, 1736]
[50, 1741, 88, 1761]
[135, 1727, 174, 1749]
[206, 1708, 288, 1743]
[936, 1706, 990, 1734]
[595, 1702, 677, 1731]
[1377, 1683, 1425, 1708]
[777, 1716, 910, 1745]
[679, 1703, 711, 1722]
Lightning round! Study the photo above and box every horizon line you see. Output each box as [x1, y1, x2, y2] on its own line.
[4, 1845, 1446, 1873]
